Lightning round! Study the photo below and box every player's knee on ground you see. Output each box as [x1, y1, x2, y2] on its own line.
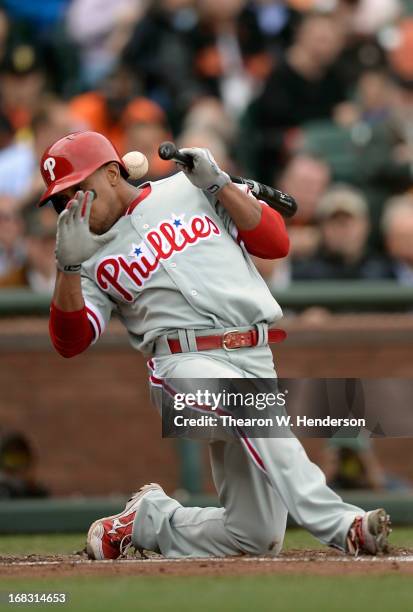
[229, 523, 284, 556]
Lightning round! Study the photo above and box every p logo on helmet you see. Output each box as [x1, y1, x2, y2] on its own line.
[38, 131, 129, 207]
[43, 157, 56, 181]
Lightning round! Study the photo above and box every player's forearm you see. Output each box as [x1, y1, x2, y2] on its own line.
[49, 271, 94, 358]
[49, 302, 94, 358]
[218, 182, 262, 230]
[50, 272, 94, 358]
[52, 270, 85, 311]
[237, 204, 290, 259]
[219, 183, 290, 259]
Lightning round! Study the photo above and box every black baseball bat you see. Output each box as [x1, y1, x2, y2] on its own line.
[158, 141, 297, 218]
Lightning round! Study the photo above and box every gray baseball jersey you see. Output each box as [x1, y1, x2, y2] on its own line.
[81, 172, 282, 354]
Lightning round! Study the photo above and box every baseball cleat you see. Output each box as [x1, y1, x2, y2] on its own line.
[86, 483, 163, 560]
[346, 508, 391, 556]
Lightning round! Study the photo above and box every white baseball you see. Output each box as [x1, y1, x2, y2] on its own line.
[122, 151, 149, 180]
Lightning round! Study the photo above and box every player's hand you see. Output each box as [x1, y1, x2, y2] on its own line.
[177, 147, 230, 194]
[55, 190, 118, 274]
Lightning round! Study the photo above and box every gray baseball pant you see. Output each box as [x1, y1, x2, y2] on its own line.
[132, 330, 362, 557]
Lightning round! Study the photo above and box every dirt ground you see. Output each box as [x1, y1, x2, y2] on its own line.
[1, 548, 413, 579]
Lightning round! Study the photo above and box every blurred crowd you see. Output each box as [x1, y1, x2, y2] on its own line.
[1, 0, 413, 293]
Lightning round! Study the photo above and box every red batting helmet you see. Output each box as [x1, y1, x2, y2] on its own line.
[39, 131, 129, 206]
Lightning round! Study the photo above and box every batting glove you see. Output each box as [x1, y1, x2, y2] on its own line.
[55, 190, 118, 274]
[177, 147, 231, 194]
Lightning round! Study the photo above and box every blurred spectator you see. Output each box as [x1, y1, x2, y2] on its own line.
[177, 127, 232, 171]
[321, 434, 411, 492]
[187, 0, 272, 116]
[124, 0, 273, 122]
[321, 436, 386, 491]
[239, 0, 300, 58]
[252, 153, 332, 288]
[357, 69, 392, 123]
[292, 185, 393, 280]
[32, 99, 80, 161]
[0, 112, 35, 199]
[125, 119, 174, 181]
[280, 155, 331, 224]
[279, 154, 331, 259]
[69, 65, 145, 153]
[0, 1, 81, 97]
[181, 97, 237, 148]
[122, 0, 198, 122]
[252, 152, 330, 294]
[24, 206, 57, 293]
[0, 195, 26, 288]
[252, 154, 330, 291]
[299, 70, 413, 247]
[66, 0, 142, 88]
[382, 194, 413, 285]
[0, 431, 49, 499]
[123, 98, 174, 180]
[334, 69, 392, 128]
[0, 44, 46, 131]
[243, 11, 348, 181]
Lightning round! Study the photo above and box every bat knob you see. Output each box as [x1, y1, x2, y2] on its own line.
[158, 141, 177, 161]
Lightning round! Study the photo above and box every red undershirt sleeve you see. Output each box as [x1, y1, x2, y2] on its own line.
[237, 203, 290, 259]
[49, 302, 94, 358]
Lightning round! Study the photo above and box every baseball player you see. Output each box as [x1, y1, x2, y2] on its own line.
[40, 130, 390, 559]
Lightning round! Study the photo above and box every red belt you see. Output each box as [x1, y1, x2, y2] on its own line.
[167, 328, 287, 353]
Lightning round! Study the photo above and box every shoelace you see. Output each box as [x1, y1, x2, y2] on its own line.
[109, 517, 135, 558]
[119, 534, 133, 557]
